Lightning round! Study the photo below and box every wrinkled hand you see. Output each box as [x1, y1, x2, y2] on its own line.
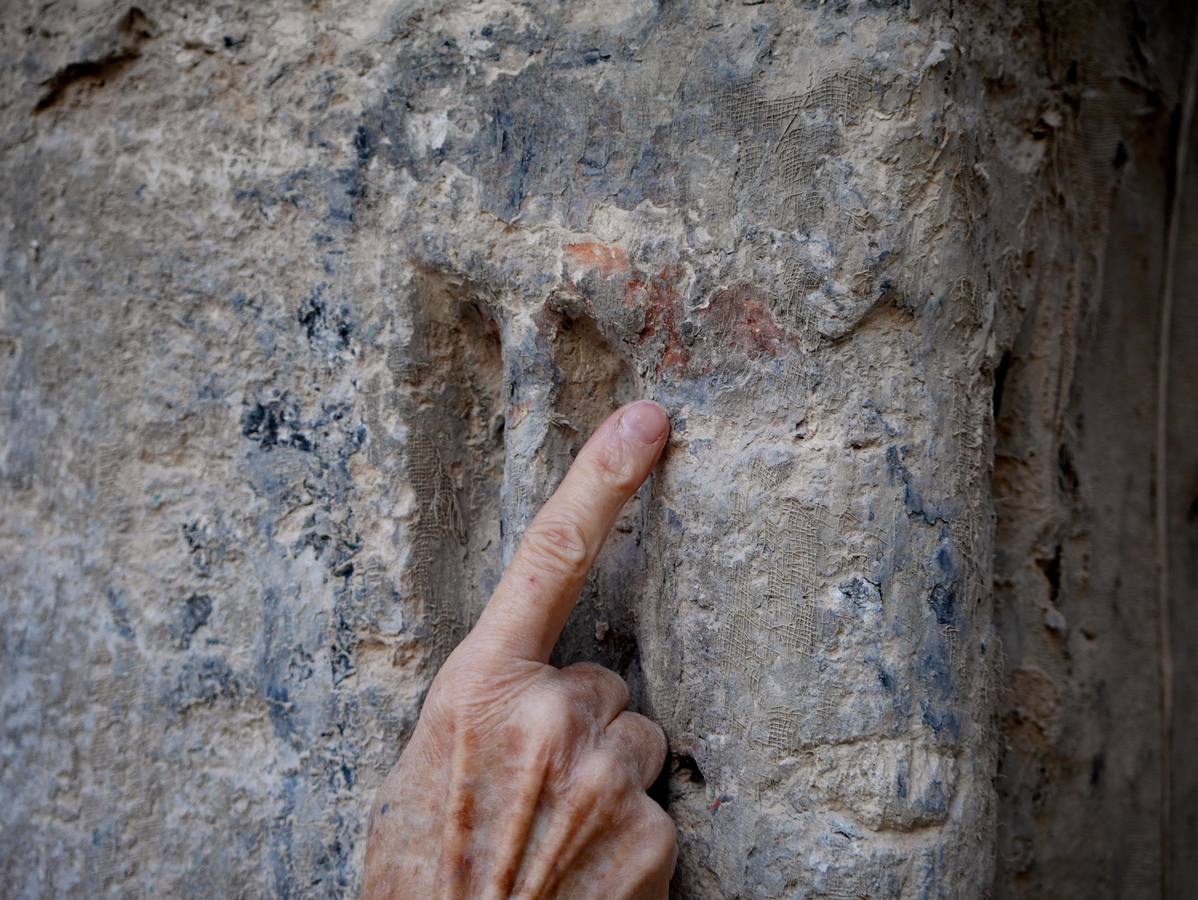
[364, 401, 676, 899]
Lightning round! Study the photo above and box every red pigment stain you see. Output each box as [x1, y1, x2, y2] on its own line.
[508, 401, 531, 427]
[564, 242, 629, 276]
[701, 284, 790, 357]
[632, 265, 692, 372]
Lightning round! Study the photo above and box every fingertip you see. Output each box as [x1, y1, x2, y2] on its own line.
[616, 401, 670, 446]
[468, 400, 670, 663]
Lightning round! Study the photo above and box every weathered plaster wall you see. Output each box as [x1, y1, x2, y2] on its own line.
[989, 3, 1198, 895]
[0, 1, 1191, 897]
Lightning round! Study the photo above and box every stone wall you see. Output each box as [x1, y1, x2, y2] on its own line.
[1, 1, 1193, 896]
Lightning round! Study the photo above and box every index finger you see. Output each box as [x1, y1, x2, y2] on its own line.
[469, 400, 670, 662]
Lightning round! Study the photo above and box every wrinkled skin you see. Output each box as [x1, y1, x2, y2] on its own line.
[364, 402, 677, 899]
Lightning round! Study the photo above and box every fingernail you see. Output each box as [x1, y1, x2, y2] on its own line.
[617, 401, 669, 445]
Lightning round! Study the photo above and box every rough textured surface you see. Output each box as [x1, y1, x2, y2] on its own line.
[0, 1, 1192, 897]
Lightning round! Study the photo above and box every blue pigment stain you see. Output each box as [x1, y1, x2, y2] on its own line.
[927, 584, 956, 625]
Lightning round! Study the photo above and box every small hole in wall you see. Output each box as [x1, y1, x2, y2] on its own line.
[1036, 544, 1062, 608]
[674, 753, 705, 786]
[648, 753, 706, 811]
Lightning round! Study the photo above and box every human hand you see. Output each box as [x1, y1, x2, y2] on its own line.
[363, 401, 676, 899]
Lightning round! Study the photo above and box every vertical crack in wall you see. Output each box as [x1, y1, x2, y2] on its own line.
[541, 301, 642, 676]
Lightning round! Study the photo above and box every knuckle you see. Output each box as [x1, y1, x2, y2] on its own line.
[651, 729, 669, 770]
[587, 440, 641, 493]
[563, 663, 629, 709]
[576, 758, 613, 797]
[637, 801, 678, 862]
[426, 660, 465, 700]
[619, 711, 667, 760]
[424, 659, 485, 714]
[573, 750, 627, 799]
[521, 686, 588, 742]
[598, 665, 630, 693]
[520, 517, 591, 581]
[420, 676, 458, 724]
[564, 660, 608, 677]
[600, 746, 639, 788]
[555, 757, 617, 825]
[640, 714, 668, 756]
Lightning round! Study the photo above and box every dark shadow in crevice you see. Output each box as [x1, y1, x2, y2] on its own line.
[542, 306, 641, 678]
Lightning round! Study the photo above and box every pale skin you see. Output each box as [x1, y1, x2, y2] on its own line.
[363, 400, 677, 899]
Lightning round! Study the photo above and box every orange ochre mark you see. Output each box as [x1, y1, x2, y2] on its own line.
[703, 284, 789, 357]
[563, 241, 629, 276]
[632, 266, 692, 372]
[508, 401, 532, 428]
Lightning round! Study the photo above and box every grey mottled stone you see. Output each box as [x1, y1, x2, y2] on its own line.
[1, 1, 1194, 897]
